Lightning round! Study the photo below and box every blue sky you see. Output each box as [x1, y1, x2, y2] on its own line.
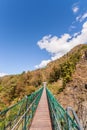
[0, 0, 87, 76]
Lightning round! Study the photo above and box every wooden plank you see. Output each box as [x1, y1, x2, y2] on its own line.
[29, 87, 52, 130]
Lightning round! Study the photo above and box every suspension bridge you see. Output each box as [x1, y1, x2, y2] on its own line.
[0, 85, 83, 130]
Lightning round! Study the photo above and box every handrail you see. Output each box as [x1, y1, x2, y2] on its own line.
[66, 107, 83, 130]
[12, 87, 43, 130]
[0, 87, 43, 130]
[46, 88, 82, 130]
[0, 86, 83, 130]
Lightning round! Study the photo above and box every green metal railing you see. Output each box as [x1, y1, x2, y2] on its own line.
[0, 87, 43, 130]
[0, 86, 83, 130]
[46, 88, 82, 130]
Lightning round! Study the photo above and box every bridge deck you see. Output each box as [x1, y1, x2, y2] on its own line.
[30, 87, 52, 130]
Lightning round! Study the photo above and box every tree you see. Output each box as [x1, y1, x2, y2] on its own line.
[48, 66, 60, 83]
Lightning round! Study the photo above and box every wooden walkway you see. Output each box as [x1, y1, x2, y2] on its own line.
[30, 87, 52, 130]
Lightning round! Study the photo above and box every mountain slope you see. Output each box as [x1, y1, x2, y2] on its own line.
[57, 58, 87, 129]
[47, 44, 87, 129]
[0, 44, 87, 129]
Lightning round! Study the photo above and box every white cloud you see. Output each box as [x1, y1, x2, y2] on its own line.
[0, 73, 7, 77]
[69, 25, 76, 31]
[76, 12, 87, 22]
[76, 15, 82, 21]
[35, 21, 87, 68]
[70, 26, 76, 29]
[73, 32, 81, 37]
[37, 34, 71, 54]
[81, 12, 87, 21]
[72, 6, 79, 13]
[35, 60, 51, 68]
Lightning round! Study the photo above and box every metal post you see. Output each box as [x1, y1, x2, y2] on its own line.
[66, 107, 83, 130]
[24, 96, 28, 130]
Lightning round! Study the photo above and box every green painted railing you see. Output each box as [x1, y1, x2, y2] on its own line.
[46, 88, 81, 130]
[0, 87, 43, 130]
[0, 86, 82, 130]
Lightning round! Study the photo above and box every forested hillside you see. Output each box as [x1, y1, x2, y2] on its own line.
[0, 44, 87, 117]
